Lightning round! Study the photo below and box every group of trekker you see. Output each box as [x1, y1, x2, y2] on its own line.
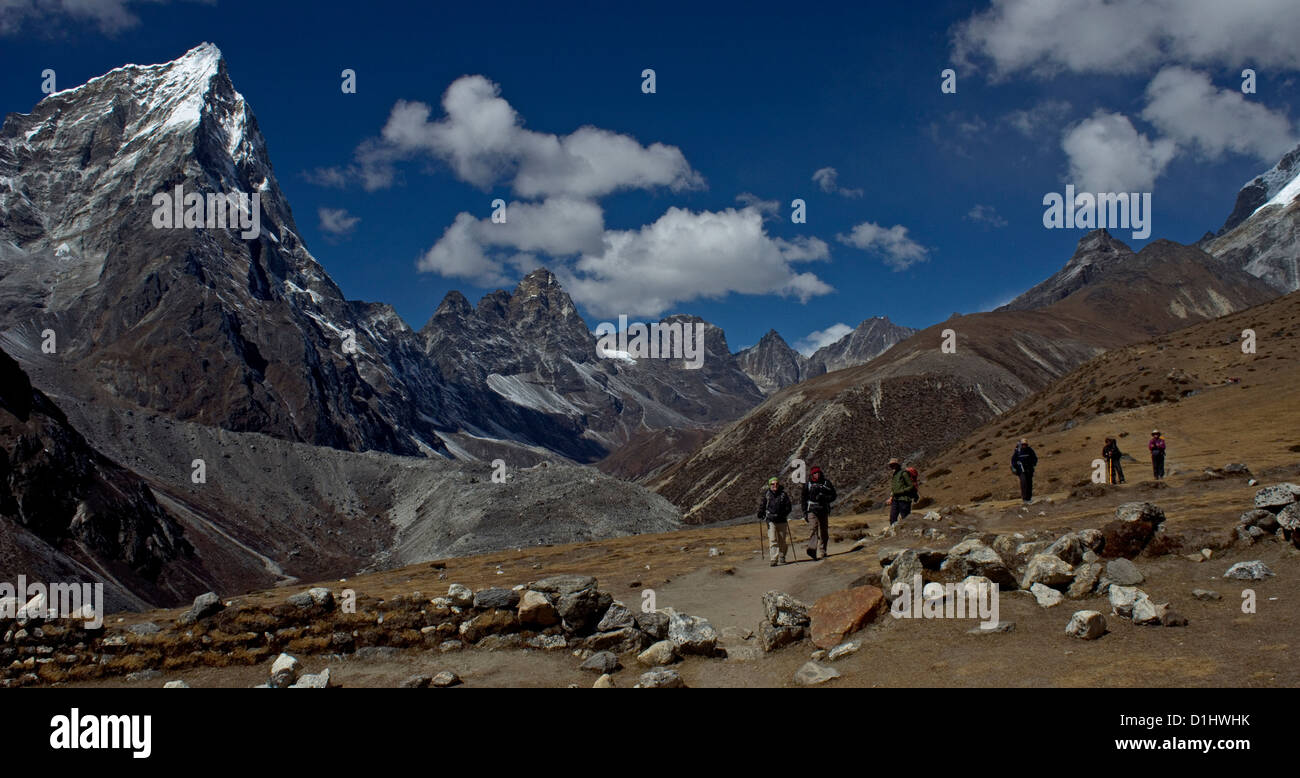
[1013, 430, 1167, 501]
[756, 459, 917, 566]
[1096, 429, 1168, 486]
[758, 429, 1170, 565]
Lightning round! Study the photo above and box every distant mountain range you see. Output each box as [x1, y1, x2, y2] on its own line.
[735, 317, 917, 394]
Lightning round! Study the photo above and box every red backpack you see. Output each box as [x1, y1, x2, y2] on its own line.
[905, 467, 920, 498]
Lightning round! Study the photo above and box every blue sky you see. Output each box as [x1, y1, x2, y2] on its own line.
[2, 0, 1297, 353]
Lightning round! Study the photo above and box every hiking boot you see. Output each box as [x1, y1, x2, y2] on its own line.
[769, 559, 778, 567]
[807, 549, 817, 561]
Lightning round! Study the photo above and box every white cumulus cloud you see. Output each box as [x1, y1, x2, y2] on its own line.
[837, 222, 929, 270]
[812, 167, 863, 198]
[317, 207, 360, 237]
[1061, 111, 1176, 193]
[1140, 66, 1296, 162]
[953, 0, 1300, 78]
[322, 75, 704, 197]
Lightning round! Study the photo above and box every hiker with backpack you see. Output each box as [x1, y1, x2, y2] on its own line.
[1011, 438, 1038, 504]
[757, 476, 794, 566]
[886, 458, 917, 524]
[1149, 429, 1166, 480]
[800, 466, 837, 561]
[1102, 437, 1126, 484]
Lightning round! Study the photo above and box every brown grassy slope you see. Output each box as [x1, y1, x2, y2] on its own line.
[650, 240, 1276, 524]
[917, 288, 1300, 507]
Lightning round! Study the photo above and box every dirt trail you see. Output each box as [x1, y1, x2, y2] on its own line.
[652, 531, 862, 634]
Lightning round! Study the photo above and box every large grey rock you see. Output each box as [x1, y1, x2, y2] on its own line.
[1131, 598, 1165, 626]
[1105, 558, 1144, 586]
[180, 592, 224, 624]
[431, 671, 461, 687]
[666, 609, 718, 655]
[1030, 582, 1064, 608]
[1116, 502, 1165, 524]
[287, 587, 334, 610]
[941, 540, 1016, 587]
[1065, 610, 1106, 640]
[517, 590, 558, 626]
[1224, 560, 1274, 580]
[1277, 503, 1300, 533]
[458, 609, 518, 642]
[1078, 529, 1105, 552]
[762, 591, 810, 627]
[1021, 554, 1074, 589]
[1108, 585, 1150, 619]
[473, 588, 520, 610]
[597, 601, 637, 632]
[270, 653, 301, 688]
[882, 549, 924, 593]
[794, 661, 841, 686]
[758, 621, 805, 653]
[634, 610, 669, 641]
[530, 575, 598, 596]
[637, 667, 685, 688]
[580, 651, 621, 674]
[1254, 483, 1300, 511]
[1044, 533, 1084, 565]
[447, 584, 474, 608]
[583, 627, 644, 654]
[557, 588, 613, 634]
[637, 640, 678, 666]
[1068, 563, 1103, 598]
[290, 669, 332, 688]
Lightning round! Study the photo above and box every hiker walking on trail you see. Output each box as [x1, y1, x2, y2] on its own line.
[1011, 438, 1038, 504]
[887, 458, 916, 524]
[1102, 437, 1126, 484]
[757, 477, 793, 566]
[801, 466, 837, 561]
[1149, 429, 1166, 480]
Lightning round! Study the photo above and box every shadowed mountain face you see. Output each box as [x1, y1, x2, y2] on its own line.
[1207, 142, 1300, 294]
[735, 330, 807, 394]
[0, 45, 765, 467]
[652, 234, 1278, 524]
[0, 347, 215, 610]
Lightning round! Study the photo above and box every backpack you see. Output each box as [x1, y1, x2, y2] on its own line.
[905, 467, 920, 499]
